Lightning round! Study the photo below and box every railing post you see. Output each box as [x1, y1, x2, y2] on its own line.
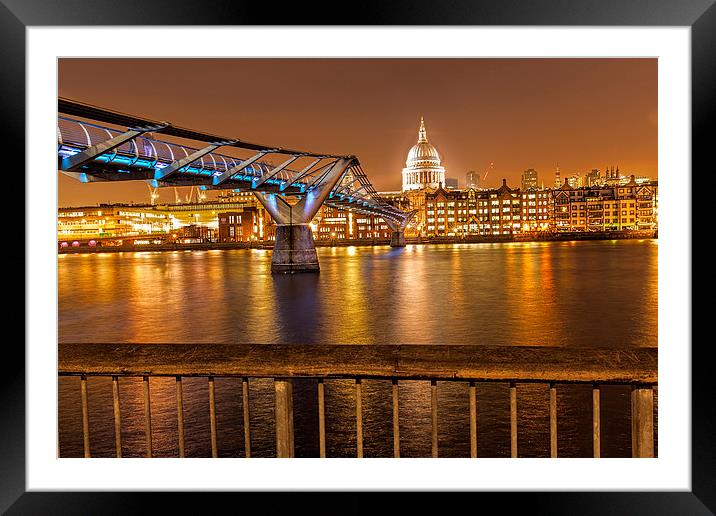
[242, 377, 252, 458]
[143, 376, 153, 458]
[112, 376, 122, 458]
[392, 379, 400, 458]
[318, 380, 326, 458]
[208, 376, 218, 458]
[549, 382, 557, 458]
[274, 378, 294, 458]
[593, 384, 601, 458]
[356, 378, 364, 458]
[431, 380, 438, 458]
[631, 385, 654, 458]
[176, 377, 185, 458]
[510, 382, 517, 458]
[469, 381, 477, 458]
[80, 375, 91, 458]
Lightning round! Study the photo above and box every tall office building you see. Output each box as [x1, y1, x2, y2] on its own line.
[466, 170, 480, 189]
[586, 169, 601, 187]
[522, 168, 539, 190]
[554, 165, 562, 188]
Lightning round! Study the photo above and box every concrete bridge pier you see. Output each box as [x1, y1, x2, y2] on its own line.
[254, 158, 353, 273]
[271, 224, 319, 273]
[386, 210, 417, 248]
[390, 229, 406, 247]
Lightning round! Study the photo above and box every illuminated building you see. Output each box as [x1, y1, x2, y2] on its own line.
[554, 165, 562, 188]
[58, 200, 272, 242]
[520, 187, 552, 232]
[424, 179, 524, 236]
[216, 189, 262, 206]
[312, 206, 350, 240]
[521, 168, 539, 190]
[564, 174, 582, 188]
[401, 117, 446, 192]
[552, 175, 657, 231]
[353, 214, 391, 239]
[586, 169, 601, 187]
[424, 185, 480, 236]
[445, 178, 459, 189]
[485, 179, 523, 235]
[218, 208, 264, 242]
[396, 117, 449, 235]
[634, 181, 658, 229]
[308, 204, 394, 241]
[466, 170, 480, 189]
[177, 224, 216, 243]
[57, 205, 172, 240]
[603, 165, 622, 186]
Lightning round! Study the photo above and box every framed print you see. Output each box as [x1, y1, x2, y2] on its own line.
[5, 0, 710, 513]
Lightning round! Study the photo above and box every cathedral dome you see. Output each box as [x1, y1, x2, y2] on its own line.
[401, 117, 446, 192]
[405, 117, 441, 167]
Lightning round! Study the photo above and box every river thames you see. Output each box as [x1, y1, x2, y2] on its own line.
[58, 239, 657, 457]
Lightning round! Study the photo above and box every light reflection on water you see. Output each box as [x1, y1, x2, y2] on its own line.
[58, 240, 657, 457]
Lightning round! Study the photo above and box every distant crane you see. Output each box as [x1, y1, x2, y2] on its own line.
[183, 185, 207, 203]
[483, 161, 494, 182]
[146, 183, 159, 205]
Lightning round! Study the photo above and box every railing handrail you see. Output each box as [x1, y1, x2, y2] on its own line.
[58, 343, 657, 384]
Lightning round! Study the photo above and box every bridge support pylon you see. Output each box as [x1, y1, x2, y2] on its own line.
[271, 224, 319, 273]
[254, 158, 353, 273]
[385, 210, 417, 248]
[390, 230, 406, 247]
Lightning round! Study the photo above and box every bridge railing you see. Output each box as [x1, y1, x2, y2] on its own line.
[58, 117, 296, 184]
[58, 343, 657, 458]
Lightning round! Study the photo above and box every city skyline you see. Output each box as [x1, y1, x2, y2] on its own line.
[58, 58, 657, 206]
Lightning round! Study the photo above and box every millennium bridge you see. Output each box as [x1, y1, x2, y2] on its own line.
[57, 98, 416, 273]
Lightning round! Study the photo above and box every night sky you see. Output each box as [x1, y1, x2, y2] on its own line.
[58, 58, 657, 207]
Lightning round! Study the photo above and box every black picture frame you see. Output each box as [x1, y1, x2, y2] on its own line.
[5, 0, 709, 513]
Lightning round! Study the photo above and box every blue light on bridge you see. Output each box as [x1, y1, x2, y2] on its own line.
[58, 147, 80, 158]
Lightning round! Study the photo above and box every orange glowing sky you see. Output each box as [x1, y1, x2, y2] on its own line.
[58, 58, 657, 207]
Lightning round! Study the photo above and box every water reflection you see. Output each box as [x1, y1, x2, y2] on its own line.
[58, 240, 657, 457]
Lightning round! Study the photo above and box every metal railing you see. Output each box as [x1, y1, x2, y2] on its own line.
[58, 343, 657, 458]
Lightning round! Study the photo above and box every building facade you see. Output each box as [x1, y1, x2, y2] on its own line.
[521, 168, 539, 191]
[552, 175, 657, 231]
[312, 206, 352, 240]
[58, 200, 273, 243]
[218, 208, 266, 242]
[444, 177, 459, 189]
[466, 170, 481, 189]
[57, 205, 172, 241]
[401, 117, 446, 192]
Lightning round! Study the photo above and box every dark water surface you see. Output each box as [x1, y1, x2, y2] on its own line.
[58, 240, 658, 458]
